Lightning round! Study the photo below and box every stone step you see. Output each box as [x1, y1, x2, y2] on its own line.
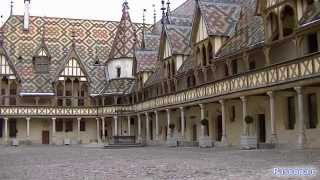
[104, 144, 145, 149]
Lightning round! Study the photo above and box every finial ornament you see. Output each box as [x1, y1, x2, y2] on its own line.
[152, 4, 157, 25]
[10, 1, 14, 16]
[161, 0, 166, 24]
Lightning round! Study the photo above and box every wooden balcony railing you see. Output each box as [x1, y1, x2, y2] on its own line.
[1, 52, 320, 117]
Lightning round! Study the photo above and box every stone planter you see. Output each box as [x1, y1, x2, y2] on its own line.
[199, 136, 212, 148]
[240, 136, 257, 149]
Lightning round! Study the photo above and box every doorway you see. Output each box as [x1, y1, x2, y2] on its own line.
[150, 120, 153, 140]
[192, 124, 197, 141]
[42, 131, 50, 144]
[257, 114, 266, 143]
[216, 115, 222, 141]
[9, 119, 17, 138]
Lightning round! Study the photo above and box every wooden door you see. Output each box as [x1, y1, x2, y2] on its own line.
[258, 114, 266, 143]
[192, 125, 197, 141]
[42, 131, 50, 144]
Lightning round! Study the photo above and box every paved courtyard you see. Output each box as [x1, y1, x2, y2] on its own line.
[0, 145, 319, 180]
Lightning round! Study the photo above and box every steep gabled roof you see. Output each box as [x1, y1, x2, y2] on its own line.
[101, 78, 135, 95]
[135, 50, 158, 73]
[108, 2, 136, 60]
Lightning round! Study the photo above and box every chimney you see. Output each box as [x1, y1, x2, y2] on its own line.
[24, 0, 31, 31]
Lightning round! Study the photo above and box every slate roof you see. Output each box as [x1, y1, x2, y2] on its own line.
[101, 78, 135, 95]
[2, 15, 150, 95]
[135, 50, 158, 73]
[300, 2, 320, 26]
[217, 0, 264, 57]
[198, 0, 241, 37]
[165, 16, 193, 55]
[109, 2, 136, 60]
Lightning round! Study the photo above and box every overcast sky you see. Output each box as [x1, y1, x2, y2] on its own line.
[0, 0, 186, 25]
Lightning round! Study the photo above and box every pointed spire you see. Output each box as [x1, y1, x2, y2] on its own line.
[108, 0, 136, 59]
[152, 4, 157, 25]
[10, 1, 14, 16]
[166, 0, 171, 24]
[141, 9, 146, 49]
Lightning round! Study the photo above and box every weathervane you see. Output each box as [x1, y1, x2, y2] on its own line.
[161, 0, 166, 24]
[10, 0, 14, 16]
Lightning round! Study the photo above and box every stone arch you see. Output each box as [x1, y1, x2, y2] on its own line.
[266, 12, 280, 41]
[281, 5, 296, 37]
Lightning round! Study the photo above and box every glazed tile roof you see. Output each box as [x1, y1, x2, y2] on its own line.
[109, 2, 136, 60]
[101, 78, 135, 95]
[300, 2, 320, 26]
[144, 61, 164, 87]
[217, 0, 265, 57]
[135, 50, 158, 73]
[165, 21, 192, 55]
[144, 33, 160, 50]
[2, 15, 150, 95]
[177, 56, 195, 74]
[198, 0, 241, 37]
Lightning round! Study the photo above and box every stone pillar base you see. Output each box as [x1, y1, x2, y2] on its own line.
[199, 136, 212, 148]
[297, 133, 307, 149]
[167, 137, 177, 147]
[240, 136, 257, 149]
[220, 136, 229, 146]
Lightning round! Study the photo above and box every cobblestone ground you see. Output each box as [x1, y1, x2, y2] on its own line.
[0, 146, 319, 180]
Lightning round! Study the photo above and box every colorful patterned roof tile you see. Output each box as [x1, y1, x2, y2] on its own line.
[2, 15, 150, 95]
[198, 0, 241, 37]
[102, 78, 135, 95]
[109, 2, 136, 60]
[136, 50, 158, 73]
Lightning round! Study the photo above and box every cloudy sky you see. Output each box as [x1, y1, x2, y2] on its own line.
[0, 0, 186, 25]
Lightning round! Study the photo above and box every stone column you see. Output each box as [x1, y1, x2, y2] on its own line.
[199, 104, 206, 136]
[127, 116, 131, 136]
[96, 118, 101, 143]
[180, 107, 185, 139]
[101, 117, 105, 141]
[154, 111, 159, 141]
[4, 118, 8, 143]
[113, 116, 118, 136]
[52, 118, 56, 144]
[295, 87, 306, 149]
[267, 91, 277, 144]
[137, 114, 142, 143]
[240, 96, 248, 135]
[145, 112, 150, 142]
[77, 117, 81, 143]
[26, 117, 31, 139]
[166, 109, 171, 138]
[220, 100, 228, 145]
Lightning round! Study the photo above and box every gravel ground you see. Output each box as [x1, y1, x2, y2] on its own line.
[0, 145, 319, 180]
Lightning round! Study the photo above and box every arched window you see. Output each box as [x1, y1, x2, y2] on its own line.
[267, 12, 279, 41]
[196, 47, 201, 66]
[281, 5, 295, 37]
[208, 42, 213, 62]
[202, 46, 207, 66]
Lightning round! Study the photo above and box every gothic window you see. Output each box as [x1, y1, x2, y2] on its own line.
[187, 75, 196, 88]
[231, 60, 238, 75]
[0, 55, 13, 75]
[267, 13, 279, 41]
[80, 120, 86, 132]
[116, 67, 121, 78]
[287, 96, 296, 130]
[9, 81, 17, 105]
[202, 46, 207, 66]
[307, 93, 318, 129]
[307, 33, 318, 54]
[65, 121, 73, 132]
[224, 63, 229, 77]
[249, 60, 256, 70]
[171, 60, 176, 76]
[281, 6, 295, 37]
[208, 42, 213, 62]
[196, 47, 201, 66]
[56, 120, 63, 132]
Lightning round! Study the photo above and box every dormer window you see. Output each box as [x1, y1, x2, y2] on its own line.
[116, 67, 121, 78]
[0, 55, 14, 75]
[34, 48, 50, 73]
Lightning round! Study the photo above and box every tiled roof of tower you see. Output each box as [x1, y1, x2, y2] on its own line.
[2, 15, 150, 95]
[198, 0, 241, 37]
[177, 56, 195, 74]
[144, 61, 164, 87]
[108, 2, 136, 60]
[217, 0, 265, 57]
